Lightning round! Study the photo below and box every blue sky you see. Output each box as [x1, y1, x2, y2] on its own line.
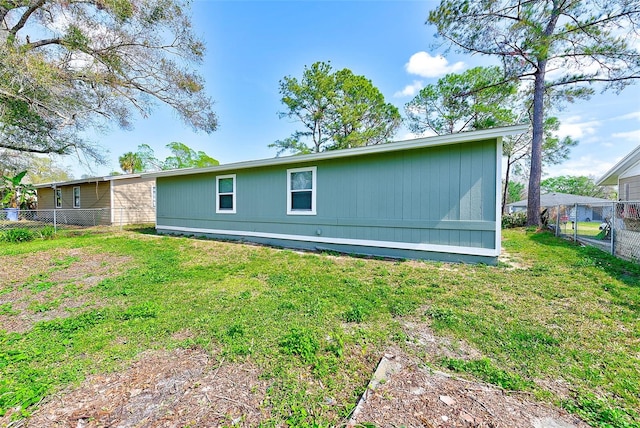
[75, 0, 640, 183]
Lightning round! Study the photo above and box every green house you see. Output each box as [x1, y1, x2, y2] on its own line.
[150, 125, 527, 264]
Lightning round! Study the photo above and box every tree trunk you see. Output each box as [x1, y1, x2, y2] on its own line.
[502, 154, 512, 215]
[526, 66, 546, 227]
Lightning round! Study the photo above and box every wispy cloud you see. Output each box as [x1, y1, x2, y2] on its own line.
[547, 155, 614, 179]
[397, 130, 437, 141]
[616, 111, 640, 121]
[612, 129, 640, 141]
[393, 80, 424, 98]
[557, 116, 601, 140]
[405, 52, 465, 78]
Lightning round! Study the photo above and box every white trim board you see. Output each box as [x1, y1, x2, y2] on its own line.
[146, 125, 529, 179]
[156, 225, 499, 257]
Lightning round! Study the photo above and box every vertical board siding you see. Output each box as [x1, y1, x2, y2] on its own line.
[619, 176, 640, 201]
[112, 177, 156, 224]
[157, 139, 499, 251]
[36, 188, 55, 209]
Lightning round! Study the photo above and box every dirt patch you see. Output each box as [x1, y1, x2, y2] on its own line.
[349, 348, 589, 428]
[403, 320, 483, 362]
[343, 321, 589, 427]
[4, 322, 590, 427]
[498, 247, 528, 270]
[0, 248, 131, 333]
[15, 347, 269, 428]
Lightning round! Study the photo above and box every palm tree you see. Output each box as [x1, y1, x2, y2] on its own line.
[119, 152, 142, 174]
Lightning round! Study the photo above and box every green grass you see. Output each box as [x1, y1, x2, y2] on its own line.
[1, 228, 639, 427]
[558, 221, 604, 237]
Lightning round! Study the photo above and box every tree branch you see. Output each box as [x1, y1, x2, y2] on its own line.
[8, 0, 46, 36]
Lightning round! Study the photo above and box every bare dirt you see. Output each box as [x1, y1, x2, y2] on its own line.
[17, 347, 270, 428]
[1, 246, 588, 427]
[0, 248, 131, 333]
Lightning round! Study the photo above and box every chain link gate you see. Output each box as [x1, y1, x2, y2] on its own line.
[550, 201, 640, 263]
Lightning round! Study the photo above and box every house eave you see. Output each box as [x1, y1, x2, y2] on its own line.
[596, 145, 640, 186]
[33, 173, 144, 189]
[145, 124, 529, 179]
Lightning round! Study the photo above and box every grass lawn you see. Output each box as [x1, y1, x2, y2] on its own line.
[0, 227, 639, 427]
[557, 221, 606, 238]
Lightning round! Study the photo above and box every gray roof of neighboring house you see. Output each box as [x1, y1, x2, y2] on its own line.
[33, 173, 146, 189]
[597, 144, 640, 186]
[508, 192, 613, 208]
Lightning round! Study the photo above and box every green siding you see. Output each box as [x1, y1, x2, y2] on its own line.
[157, 139, 499, 258]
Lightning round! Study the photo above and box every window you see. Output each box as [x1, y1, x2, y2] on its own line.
[73, 186, 80, 208]
[216, 174, 236, 213]
[287, 167, 316, 215]
[55, 188, 62, 208]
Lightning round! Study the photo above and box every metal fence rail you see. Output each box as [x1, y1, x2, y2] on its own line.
[549, 201, 640, 263]
[0, 208, 145, 235]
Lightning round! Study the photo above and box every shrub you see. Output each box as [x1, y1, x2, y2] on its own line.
[2, 228, 34, 243]
[38, 225, 56, 240]
[502, 212, 527, 229]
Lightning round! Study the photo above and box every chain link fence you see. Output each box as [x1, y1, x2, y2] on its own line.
[550, 201, 640, 263]
[0, 208, 149, 235]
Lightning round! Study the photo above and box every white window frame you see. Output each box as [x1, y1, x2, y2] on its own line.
[216, 174, 236, 214]
[287, 166, 316, 216]
[72, 186, 80, 208]
[55, 188, 62, 208]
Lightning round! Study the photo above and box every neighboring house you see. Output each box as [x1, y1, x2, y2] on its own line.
[149, 125, 528, 264]
[597, 144, 640, 201]
[507, 192, 613, 222]
[597, 145, 640, 262]
[35, 174, 156, 225]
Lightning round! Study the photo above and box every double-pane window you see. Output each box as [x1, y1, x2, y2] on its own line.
[55, 188, 62, 208]
[287, 167, 316, 215]
[216, 175, 236, 213]
[73, 187, 80, 208]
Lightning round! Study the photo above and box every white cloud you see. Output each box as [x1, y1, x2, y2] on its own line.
[612, 129, 640, 141]
[405, 52, 465, 78]
[397, 130, 437, 141]
[393, 80, 424, 97]
[547, 155, 614, 179]
[545, 59, 602, 82]
[616, 111, 640, 121]
[557, 116, 601, 140]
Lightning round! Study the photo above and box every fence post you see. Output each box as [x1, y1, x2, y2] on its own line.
[555, 205, 560, 237]
[574, 203, 578, 242]
[611, 202, 616, 256]
[53, 210, 57, 233]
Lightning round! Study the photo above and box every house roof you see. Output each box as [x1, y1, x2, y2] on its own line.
[596, 144, 640, 186]
[145, 124, 529, 179]
[508, 192, 613, 208]
[33, 173, 145, 189]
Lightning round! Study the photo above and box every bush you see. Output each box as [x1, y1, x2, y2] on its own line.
[38, 225, 56, 240]
[502, 212, 527, 229]
[2, 228, 34, 243]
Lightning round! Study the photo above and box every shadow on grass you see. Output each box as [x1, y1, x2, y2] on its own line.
[527, 229, 640, 289]
[123, 223, 158, 235]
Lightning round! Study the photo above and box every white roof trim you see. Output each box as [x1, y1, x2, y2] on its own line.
[146, 124, 529, 179]
[33, 173, 144, 189]
[597, 144, 640, 186]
